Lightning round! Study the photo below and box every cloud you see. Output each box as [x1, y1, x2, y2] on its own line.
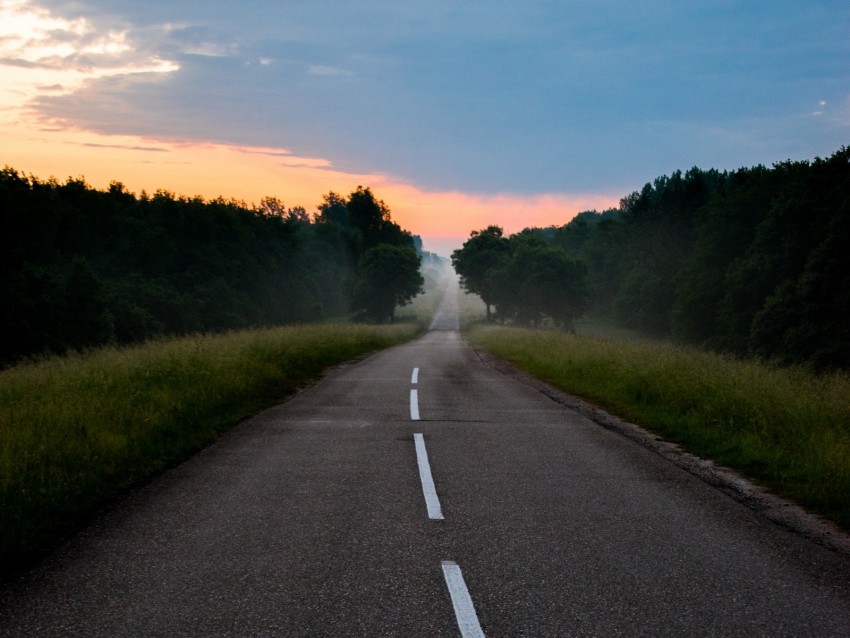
[232, 145, 332, 169]
[308, 64, 353, 78]
[0, 0, 179, 117]
[0, 0, 172, 73]
[180, 42, 235, 58]
[5, 0, 848, 205]
[80, 141, 168, 152]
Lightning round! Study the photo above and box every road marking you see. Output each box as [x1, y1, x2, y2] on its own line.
[410, 389, 420, 421]
[441, 561, 485, 638]
[414, 433, 443, 520]
[411, 367, 419, 384]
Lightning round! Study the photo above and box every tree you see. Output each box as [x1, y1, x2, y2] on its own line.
[315, 191, 349, 227]
[346, 186, 413, 252]
[451, 226, 511, 321]
[612, 167, 721, 335]
[352, 244, 424, 322]
[0, 169, 428, 363]
[492, 238, 590, 329]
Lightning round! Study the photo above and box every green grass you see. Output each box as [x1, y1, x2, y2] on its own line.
[0, 323, 418, 573]
[456, 289, 488, 328]
[468, 324, 850, 530]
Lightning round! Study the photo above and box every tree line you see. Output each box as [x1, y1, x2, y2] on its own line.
[0, 171, 423, 365]
[453, 146, 850, 370]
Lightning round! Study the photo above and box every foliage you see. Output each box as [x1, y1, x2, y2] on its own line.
[451, 226, 511, 320]
[0, 323, 419, 573]
[469, 324, 850, 530]
[453, 227, 589, 329]
[0, 171, 420, 364]
[491, 236, 589, 329]
[346, 186, 415, 251]
[351, 244, 424, 322]
[473, 146, 850, 369]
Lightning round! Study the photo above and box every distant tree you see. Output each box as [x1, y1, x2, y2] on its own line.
[346, 186, 414, 252]
[0, 168, 426, 363]
[520, 211, 624, 321]
[672, 165, 775, 346]
[492, 237, 590, 329]
[346, 186, 385, 247]
[256, 196, 287, 218]
[613, 167, 721, 335]
[451, 226, 511, 321]
[286, 206, 310, 224]
[315, 191, 349, 227]
[352, 244, 424, 322]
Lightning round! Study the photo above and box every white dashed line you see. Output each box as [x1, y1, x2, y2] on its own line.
[410, 369, 482, 635]
[442, 561, 485, 637]
[414, 433, 443, 520]
[410, 389, 420, 421]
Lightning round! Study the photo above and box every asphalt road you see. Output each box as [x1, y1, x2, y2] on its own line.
[2, 278, 850, 637]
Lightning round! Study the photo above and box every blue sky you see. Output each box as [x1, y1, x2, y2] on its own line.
[2, 0, 848, 251]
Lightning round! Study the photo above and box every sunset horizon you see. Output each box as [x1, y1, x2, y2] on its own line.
[2, 0, 845, 255]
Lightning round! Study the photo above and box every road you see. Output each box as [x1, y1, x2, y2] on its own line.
[2, 277, 850, 636]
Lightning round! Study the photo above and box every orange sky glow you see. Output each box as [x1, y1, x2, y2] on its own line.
[2, 121, 619, 256]
[0, 0, 620, 256]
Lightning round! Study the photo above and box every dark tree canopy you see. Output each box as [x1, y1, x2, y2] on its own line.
[492, 238, 589, 330]
[352, 244, 424, 323]
[315, 191, 349, 227]
[457, 145, 850, 370]
[0, 172, 422, 364]
[454, 230, 589, 328]
[346, 186, 414, 253]
[451, 226, 511, 321]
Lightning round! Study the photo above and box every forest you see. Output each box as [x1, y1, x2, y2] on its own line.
[453, 146, 850, 370]
[5, 145, 848, 370]
[0, 172, 425, 366]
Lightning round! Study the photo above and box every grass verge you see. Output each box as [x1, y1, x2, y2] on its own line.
[468, 324, 850, 530]
[0, 323, 418, 574]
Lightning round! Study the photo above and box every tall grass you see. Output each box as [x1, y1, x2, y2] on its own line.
[469, 325, 850, 529]
[457, 289, 488, 328]
[0, 323, 418, 573]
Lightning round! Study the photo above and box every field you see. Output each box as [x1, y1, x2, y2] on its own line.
[7, 275, 848, 572]
[468, 323, 850, 530]
[0, 323, 419, 572]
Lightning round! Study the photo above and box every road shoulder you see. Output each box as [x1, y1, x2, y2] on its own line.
[471, 343, 850, 559]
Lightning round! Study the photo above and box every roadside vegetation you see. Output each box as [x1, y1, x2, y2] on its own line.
[454, 146, 850, 370]
[6, 142, 848, 571]
[1, 168, 444, 573]
[455, 146, 850, 529]
[0, 322, 419, 574]
[0, 173, 424, 366]
[468, 324, 850, 530]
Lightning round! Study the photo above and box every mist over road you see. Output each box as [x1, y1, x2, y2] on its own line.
[2, 276, 849, 636]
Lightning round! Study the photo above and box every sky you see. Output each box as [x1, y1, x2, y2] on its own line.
[1, 0, 847, 256]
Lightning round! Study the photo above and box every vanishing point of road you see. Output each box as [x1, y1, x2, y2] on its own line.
[2, 277, 849, 636]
